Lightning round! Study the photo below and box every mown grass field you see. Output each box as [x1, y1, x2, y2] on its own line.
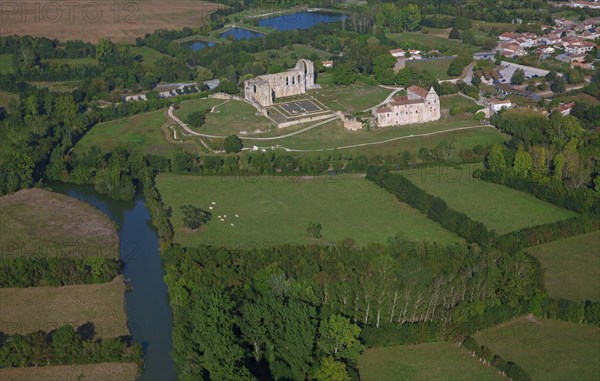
[29, 81, 81, 93]
[528, 231, 600, 301]
[42, 57, 98, 67]
[403, 164, 577, 234]
[475, 317, 600, 381]
[0, 189, 118, 259]
[174, 98, 271, 135]
[308, 82, 391, 113]
[0, 276, 129, 338]
[0, 54, 13, 73]
[74, 108, 201, 155]
[131, 46, 170, 69]
[254, 44, 332, 67]
[0, 362, 138, 381]
[156, 174, 463, 247]
[358, 342, 502, 381]
[407, 58, 455, 80]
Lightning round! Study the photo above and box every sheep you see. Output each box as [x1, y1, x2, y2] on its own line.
[230, 223, 235, 227]
[209, 206, 213, 210]
[235, 214, 239, 218]
[220, 218, 225, 222]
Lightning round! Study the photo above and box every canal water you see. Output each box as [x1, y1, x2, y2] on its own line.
[51, 183, 175, 381]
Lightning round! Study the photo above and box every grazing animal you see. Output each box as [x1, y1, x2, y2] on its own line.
[231, 223, 235, 227]
[220, 218, 225, 222]
[235, 214, 239, 218]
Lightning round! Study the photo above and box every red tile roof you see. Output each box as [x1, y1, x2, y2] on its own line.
[407, 85, 429, 99]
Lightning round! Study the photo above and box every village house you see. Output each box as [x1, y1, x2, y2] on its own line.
[484, 98, 513, 113]
[372, 86, 440, 127]
[322, 60, 333, 68]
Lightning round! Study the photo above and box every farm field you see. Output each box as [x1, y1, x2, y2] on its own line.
[0, 276, 129, 338]
[0, 362, 138, 381]
[0, 0, 221, 43]
[528, 231, 600, 301]
[386, 32, 466, 52]
[403, 164, 577, 234]
[254, 44, 332, 67]
[358, 342, 502, 381]
[0, 188, 118, 259]
[156, 174, 463, 247]
[475, 317, 600, 381]
[74, 108, 201, 155]
[406, 58, 455, 80]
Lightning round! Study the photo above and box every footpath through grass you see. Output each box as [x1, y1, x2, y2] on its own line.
[156, 174, 463, 247]
[475, 317, 600, 381]
[358, 342, 502, 381]
[403, 164, 577, 234]
[528, 231, 600, 301]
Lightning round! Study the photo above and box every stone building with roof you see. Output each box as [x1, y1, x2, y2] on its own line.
[372, 86, 440, 127]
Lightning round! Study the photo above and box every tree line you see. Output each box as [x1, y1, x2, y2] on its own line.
[0, 323, 142, 368]
[462, 336, 531, 381]
[0, 256, 120, 288]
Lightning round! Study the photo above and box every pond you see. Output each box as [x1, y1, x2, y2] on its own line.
[258, 11, 346, 31]
[183, 40, 216, 52]
[51, 183, 175, 381]
[219, 27, 265, 40]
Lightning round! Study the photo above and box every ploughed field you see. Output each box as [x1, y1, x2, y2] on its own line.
[156, 174, 464, 247]
[0, 0, 221, 43]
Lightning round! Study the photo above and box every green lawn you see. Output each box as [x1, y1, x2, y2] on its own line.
[74, 107, 201, 155]
[42, 57, 98, 67]
[174, 98, 272, 135]
[254, 44, 332, 67]
[407, 58, 455, 80]
[0, 54, 13, 74]
[131, 46, 170, 69]
[156, 174, 463, 248]
[358, 342, 502, 381]
[308, 82, 391, 113]
[475, 317, 600, 381]
[527, 232, 600, 301]
[272, 115, 489, 151]
[403, 164, 577, 234]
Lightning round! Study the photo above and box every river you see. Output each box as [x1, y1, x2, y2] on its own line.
[51, 183, 176, 381]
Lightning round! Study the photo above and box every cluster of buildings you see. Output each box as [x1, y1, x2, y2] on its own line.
[372, 85, 440, 127]
[494, 17, 599, 70]
[389, 48, 423, 60]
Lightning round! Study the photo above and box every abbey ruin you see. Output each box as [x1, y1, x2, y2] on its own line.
[244, 59, 319, 107]
[373, 85, 441, 127]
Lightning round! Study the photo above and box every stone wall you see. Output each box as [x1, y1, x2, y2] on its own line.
[244, 59, 318, 107]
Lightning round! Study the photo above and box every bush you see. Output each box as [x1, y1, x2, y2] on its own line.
[180, 205, 212, 230]
[224, 134, 243, 153]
